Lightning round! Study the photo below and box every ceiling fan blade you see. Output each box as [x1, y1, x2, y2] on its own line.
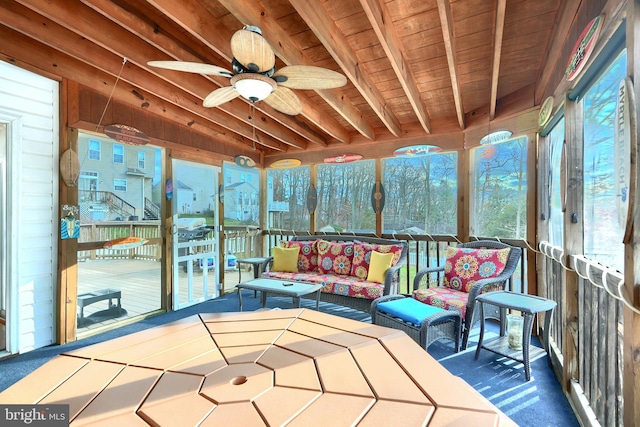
[147, 61, 233, 77]
[273, 65, 347, 90]
[230, 28, 275, 73]
[263, 87, 302, 116]
[203, 86, 240, 108]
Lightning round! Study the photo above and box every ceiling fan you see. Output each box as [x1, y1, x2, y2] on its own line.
[148, 25, 347, 116]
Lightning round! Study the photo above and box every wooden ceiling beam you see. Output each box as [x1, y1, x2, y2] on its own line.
[14, 0, 308, 151]
[216, 0, 372, 142]
[0, 23, 290, 153]
[535, 0, 582, 104]
[147, 0, 345, 145]
[359, 0, 431, 134]
[1, 0, 290, 152]
[437, 0, 465, 130]
[289, 0, 402, 138]
[489, 0, 507, 121]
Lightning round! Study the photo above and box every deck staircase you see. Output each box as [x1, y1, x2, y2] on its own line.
[144, 198, 160, 220]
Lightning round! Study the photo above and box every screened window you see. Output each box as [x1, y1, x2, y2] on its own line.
[138, 152, 146, 169]
[383, 152, 457, 234]
[548, 119, 565, 247]
[88, 139, 101, 160]
[471, 137, 528, 239]
[317, 160, 375, 233]
[114, 179, 127, 192]
[582, 49, 626, 271]
[266, 166, 310, 230]
[113, 144, 124, 164]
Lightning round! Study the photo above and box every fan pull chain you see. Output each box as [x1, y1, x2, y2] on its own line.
[250, 103, 256, 150]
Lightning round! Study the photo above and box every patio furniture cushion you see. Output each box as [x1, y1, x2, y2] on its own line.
[366, 251, 395, 283]
[376, 297, 445, 326]
[444, 246, 511, 293]
[282, 239, 319, 272]
[271, 246, 300, 273]
[316, 239, 354, 275]
[261, 271, 385, 299]
[413, 287, 469, 318]
[350, 240, 404, 280]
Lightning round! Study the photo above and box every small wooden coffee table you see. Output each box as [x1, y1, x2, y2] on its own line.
[236, 278, 322, 311]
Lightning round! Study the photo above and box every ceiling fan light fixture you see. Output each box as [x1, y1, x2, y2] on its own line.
[231, 73, 276, 103]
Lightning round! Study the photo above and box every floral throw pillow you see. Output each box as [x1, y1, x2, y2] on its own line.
[350, 241, 404, 280]
[316, 239, 354, 275]
[282, 240, 319, 272]
[443, 246, 510, 293]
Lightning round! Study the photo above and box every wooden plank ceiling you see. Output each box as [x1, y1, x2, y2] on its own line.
[0, 0, 564, 160]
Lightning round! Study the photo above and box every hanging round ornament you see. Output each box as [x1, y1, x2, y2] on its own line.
[234, 155, 256, 168]
[105, 124, 149, 146]
[324, 153, 362, 164]
[270, 159, 301, 169]
[393, 145, 441, 157]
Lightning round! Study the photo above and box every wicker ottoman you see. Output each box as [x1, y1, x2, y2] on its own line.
[371, 295, 461, 352]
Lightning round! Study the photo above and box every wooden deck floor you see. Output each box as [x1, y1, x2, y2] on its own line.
[77, 259, 243, 334]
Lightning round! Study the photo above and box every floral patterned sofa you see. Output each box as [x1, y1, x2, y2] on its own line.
[261, 235, 408, 312]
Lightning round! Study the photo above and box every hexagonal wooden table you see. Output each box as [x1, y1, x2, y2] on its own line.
[0, 309, 516, 426]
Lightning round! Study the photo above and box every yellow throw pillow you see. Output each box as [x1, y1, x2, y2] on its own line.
[366, 251, 395, 283]
[271, 246, 300, 273]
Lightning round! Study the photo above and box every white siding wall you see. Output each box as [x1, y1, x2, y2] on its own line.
[0, 61, 58, 353]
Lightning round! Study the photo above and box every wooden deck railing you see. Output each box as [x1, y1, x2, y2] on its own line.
[540, 242, 624, 426]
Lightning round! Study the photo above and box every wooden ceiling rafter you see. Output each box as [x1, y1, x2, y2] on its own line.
[289, 0, 403, 138]
[12, 0, 310, 152]
[4, 0, 293, 152]
[437, 0, 465, 130]
[0, 0, 567, 162]
[0, 24, 280, 154]
[214, 0, 371, 142]
[489, 0, 507, 121]
[359, 0, 431, 134]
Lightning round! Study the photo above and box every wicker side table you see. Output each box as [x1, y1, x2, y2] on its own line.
[371, 295, 461, 352]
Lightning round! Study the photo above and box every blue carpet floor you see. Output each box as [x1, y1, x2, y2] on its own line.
[0, 290, 578, 426]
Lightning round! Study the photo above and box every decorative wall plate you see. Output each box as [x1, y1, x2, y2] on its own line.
[60, 148, 81, 187]
[234, 155, 256, 168]
[323, 153, 362, 164]
[306, 184, 317, 214]
[615, 77, 636, 242]
[165, 179, 173, 200]
[565, 15, 603, 81]
[538, 96, 554, 129]
[393, 145, 442, 157]
[370, 182, 386, 214]
[104, 124, 149, 145]
[270, 158, 301, 169]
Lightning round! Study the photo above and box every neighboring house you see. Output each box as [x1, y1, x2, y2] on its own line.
[223, 164, 259, 224]
[224, 181, 259, 222]
[77, 133, 157, 221]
